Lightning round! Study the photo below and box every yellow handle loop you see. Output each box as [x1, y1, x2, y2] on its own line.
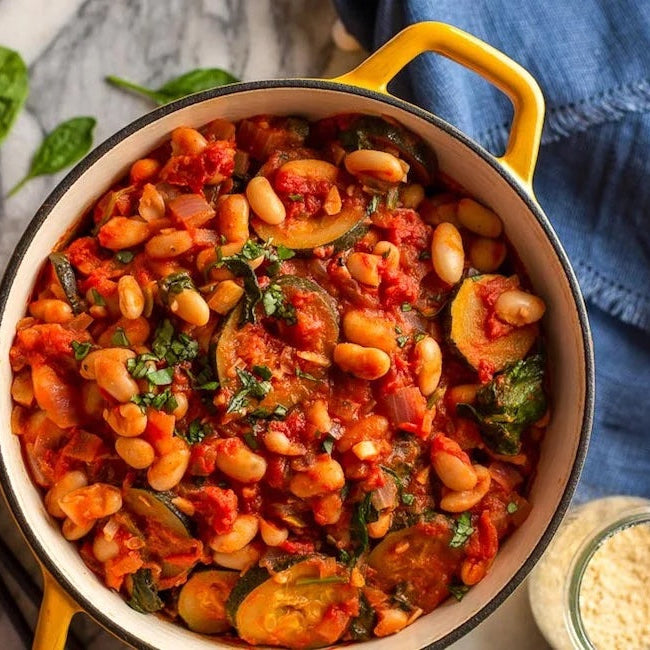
[333, 22, 545, 188]
[33, 569, 80, 650]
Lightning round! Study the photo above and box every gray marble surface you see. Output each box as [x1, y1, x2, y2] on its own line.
[0, 1, 550, 648]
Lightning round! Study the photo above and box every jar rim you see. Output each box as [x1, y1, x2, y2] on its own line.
[564, 505, 650, 649]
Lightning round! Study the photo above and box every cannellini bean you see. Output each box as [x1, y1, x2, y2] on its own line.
[373, 241, 400, 271]
[29, 299, 73, 324]
[432, 436, 478, 492]
[446, 384, 480, 409]
[345, 149, 408, 183]
[213, 543, 261, 571]
[217, 194, 249, 243]
[115, 437, 155, 469]
[457, 198, 503, 238]
[305, 400, 331, 433]
[246, 176, 285, 225]
[59, 483, 123, 526]
[80, 348, 135, 380]
[45, 471, 88, 519]
[145, 230, 193, 258]
[414, 336, 442, 396]
[81, 382, 104, 418]
[138, 183, 166, 222]
[171, 126, 208, 155]
[368, 512, 393, 539]
[207, 280, 244, 315]
[171, 393, 189, 419]
[439, 465, 491, 512]
[11, 370, 34, 407]
[104, 403, 148, 437]
[118, 275, 145, 320]
[460, 556, 491, 586]
[289, 456, 345, 498]
[469, 237, 507, 272]
[130, 158, 160, 184]
[259, 519, 289, 547]
[98, 217, 150, 250]
[323, 186, 342, 215]
[346, 252, 382, 287]
[374, 608, 410, 637]
[334, 342, 390, 380]
[420, 195, 460, 227]
[400, 183, 425, 209]
[210, 515, 259, 554]
[93, 533, 120, 562]
[263, 430, 305, 456]
[95, 358, 139, 403]
[431, 222, 464, 285]
[494, 289, 546, 326]
[62, 518, 95, 541]
[279, 159, 339, 182]
[312, 493, 343, 526]
[169, 288, 210, 326]
[343, 310, 396, 353]
[215, 438, 267, 483]
[147, 439, 190, 491]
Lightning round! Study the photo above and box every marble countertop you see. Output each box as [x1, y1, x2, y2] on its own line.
[0, 1, 551, 648]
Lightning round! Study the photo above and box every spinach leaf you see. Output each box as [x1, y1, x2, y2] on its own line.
[220, 257, 262, 326]
[106, 68, 238, 105]
[131, 388, 178, 413]
[0, 46, 28, 146]
[127, 569, 163, 613]
[179, 418, 211, 444]
[349, 594, 377, 641]
[350, 493, 379, 562]
[8, 117, 96, 196]
[457, 355, 547, 455]
[226, 367, 272, 414]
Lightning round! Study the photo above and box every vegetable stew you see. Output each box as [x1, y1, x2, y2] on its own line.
[9, 112, 548, 647]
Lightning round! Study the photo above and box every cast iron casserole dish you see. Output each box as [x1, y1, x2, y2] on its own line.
[0, 22, 594, 650]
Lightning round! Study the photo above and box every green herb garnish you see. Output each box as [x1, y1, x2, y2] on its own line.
[115, 250, 134, 264]
[449, 512, 474, 548]
[180, 418, 211, 444]
[262, 284, 297, 325]
[131, 389, 178, 413]
[507, 501, 519, 514]
[91, 288, 105, 306]
[111, 327, 130, 347]
[226, 368, 272, 414]
[288, 193, 303, 202]
[70, 341, 92, 360]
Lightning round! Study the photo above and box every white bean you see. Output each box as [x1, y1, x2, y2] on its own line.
[414, 336, 442, 396]
[495, 289, 546, 326]
[246, 177, 285, 225]
[210, 515, 259, 553]
[431, 222, 464, 285]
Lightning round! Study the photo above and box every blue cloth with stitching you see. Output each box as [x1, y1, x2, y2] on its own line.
[335, 0, 650, 501]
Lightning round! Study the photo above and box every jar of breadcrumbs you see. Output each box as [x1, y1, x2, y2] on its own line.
[528, 495, 650, 650]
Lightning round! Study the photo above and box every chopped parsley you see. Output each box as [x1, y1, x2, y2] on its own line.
[288, 193, 303, 202]
[414, 332, 426, 343]
[70, 341, 92, 360]
[252, 365, 272, 380]
[322, 435, 335, 455]
[146, 367, 175, 386]
[159, 271, 194, 297]
[151, 320, 199, 365]
[243, 431, 260, 450]
[226, 367, 272, 414]
[115, 250, 134, 264]
[448, 584, 470, 601]
[249, 404, 289, 420]
[111, 327, 130, 347]
[262, 284, 297, 325]
[507, 501, 519, 514]
[449, 512, 474, 548]
[295, 367, 320, 382]
[401, 492, 415, 506]
[401, 302, 413, 312]
[396, 335, 409, 348]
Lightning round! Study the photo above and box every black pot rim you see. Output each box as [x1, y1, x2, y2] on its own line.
[0, 78, 594, 650]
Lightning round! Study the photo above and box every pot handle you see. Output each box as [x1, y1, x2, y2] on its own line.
[333, 21, 544, 189]
[33, 568, 80, 650]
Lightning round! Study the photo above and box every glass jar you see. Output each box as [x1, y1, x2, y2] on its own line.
[528, 495, 650, 650]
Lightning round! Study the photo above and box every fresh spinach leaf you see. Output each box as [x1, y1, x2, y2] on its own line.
[0, 46, 28, 147]
[457, 355, 546, 455]
[106, 68, 238, 105]
[127, 569, 163, 613]
[351, 493, 379, 562]
[9, 117, 96, 196]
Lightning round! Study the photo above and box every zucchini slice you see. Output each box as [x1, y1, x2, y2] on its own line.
[448, 275, 538, 372]
[339, 115, 438, 184]
[127, 568, 164, 613]
[252, 202, 366, 252]
[215, 276, 339, 415]
[49, 252, 87, 314]
[123, 488, 192, 539]
[367, 522, 463, 613]
[178, 570, 239, 634]
[226, 558, 358, 648]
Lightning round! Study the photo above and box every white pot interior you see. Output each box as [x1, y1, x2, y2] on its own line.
[0, 85, 589, 649]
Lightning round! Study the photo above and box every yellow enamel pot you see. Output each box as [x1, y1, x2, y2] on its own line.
[0, 21, 593, 650]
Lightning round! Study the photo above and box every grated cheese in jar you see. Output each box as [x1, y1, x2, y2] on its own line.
[528, 495, 650, 650]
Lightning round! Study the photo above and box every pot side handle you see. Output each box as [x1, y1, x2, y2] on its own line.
[333, 21, 544, 189]
[33, 568, 80, 650]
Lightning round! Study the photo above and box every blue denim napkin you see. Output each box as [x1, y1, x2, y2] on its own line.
[335, 0, 650, 501]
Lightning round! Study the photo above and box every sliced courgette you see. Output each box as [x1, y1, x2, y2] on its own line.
[178, 569, 239, 634]
[226, 558, 358, 648]
[339, 115, 438, 184]
[123, 488, 192, 539]
[127, 568, 164, 613]
[215, 276, 339, 415]
[448, 275, 538, 372]
[252, 202, 366, 252]
[367, 523, 463, 613]
[49, 252, 87, 314]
